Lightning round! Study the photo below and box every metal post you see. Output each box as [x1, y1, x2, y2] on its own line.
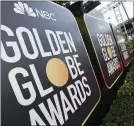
[118, 1, 128, 38]
[121, 1, 130, 20]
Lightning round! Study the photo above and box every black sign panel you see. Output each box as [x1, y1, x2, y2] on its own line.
[89, 9, 105, 21]
[1, 1, 101, 126]
[84, 14, 124, 89]
[111, 25, 131, 67]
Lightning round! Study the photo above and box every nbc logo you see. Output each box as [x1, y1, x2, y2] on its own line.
[13, 1, 56, 21]
[14, 2, 36, 17]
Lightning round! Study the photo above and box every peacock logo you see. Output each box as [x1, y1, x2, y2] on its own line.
[13, 1, 56, 21]
[14, 2, 36, 17]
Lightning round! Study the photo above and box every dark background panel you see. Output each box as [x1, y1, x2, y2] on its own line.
[1, 1, 100, 126]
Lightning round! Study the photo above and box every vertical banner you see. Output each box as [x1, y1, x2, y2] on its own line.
[111, 24, 131, 67]
[1, 1, 101, 126]
[84, 14, 124, 89]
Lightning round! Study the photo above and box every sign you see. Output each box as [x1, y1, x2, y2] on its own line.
[84, 14, 124, 89]
[111, 25, 131, 67]
[1, 1, 101, 126]
[89, 9, 105, 21]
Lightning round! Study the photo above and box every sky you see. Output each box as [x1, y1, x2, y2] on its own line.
[95, 2, 133, 25]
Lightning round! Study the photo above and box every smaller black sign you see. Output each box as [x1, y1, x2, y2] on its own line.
[111, 24, 131, 67]
[84, 14, 124, 89]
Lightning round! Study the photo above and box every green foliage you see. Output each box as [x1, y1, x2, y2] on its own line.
[125, 37, 134, 55]
[101, 61, 134, 126]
